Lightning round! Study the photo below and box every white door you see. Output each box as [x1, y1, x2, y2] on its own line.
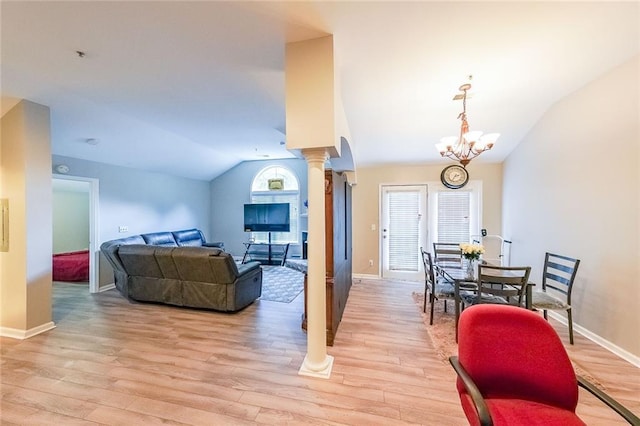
[381, 185, 428, 280]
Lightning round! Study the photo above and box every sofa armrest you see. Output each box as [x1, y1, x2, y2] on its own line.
[203, 241, 225, 249]
[237, 261, 261, 275]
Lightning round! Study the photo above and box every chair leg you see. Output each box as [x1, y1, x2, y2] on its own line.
[543, 309, 548, 320]
[567, 308, 574, 345]
[443, 300, 448, 313]
[423, 289, 428, 313]
[430, 295, 436, 325]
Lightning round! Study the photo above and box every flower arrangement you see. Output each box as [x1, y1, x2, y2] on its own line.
[460, 243, 485, 261]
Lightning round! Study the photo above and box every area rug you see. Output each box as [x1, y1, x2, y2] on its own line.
[260, 265, 304, 303]
[412, 291, 605, 389]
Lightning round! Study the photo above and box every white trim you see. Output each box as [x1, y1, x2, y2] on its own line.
[299, 354, 334, 379]
[98, 283, 115, 292]
[353, 273, 380, 280]
[548, 312, 640, 368]
[352, 273, 422, 285]
[0, 321, 56, 339]
[53, 174, 100, 293]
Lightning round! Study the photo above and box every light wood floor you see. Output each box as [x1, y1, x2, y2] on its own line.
[1, 278, 638, 425]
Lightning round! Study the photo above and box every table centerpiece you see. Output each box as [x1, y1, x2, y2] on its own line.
[460, 242, 485, 280]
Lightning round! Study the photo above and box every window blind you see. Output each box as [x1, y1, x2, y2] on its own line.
[437, 191, 470, 243]
[388, 191, 420, 271]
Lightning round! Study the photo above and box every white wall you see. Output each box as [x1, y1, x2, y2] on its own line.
[502, 55, 639, 358]
[53, 190, 89, 253]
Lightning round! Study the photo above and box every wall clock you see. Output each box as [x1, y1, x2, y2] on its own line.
[441, 165, 469, 189]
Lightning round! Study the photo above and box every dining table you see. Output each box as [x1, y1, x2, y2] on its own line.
[435, 259, 535, 341]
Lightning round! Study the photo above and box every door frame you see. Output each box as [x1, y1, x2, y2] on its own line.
[379, 184, 428, 281]
[53, 174, 100, 293]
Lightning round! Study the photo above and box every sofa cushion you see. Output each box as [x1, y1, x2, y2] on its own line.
[119, 245, 164, 278]
[172, 229, 205, 247]
[141, 232, 177, 246]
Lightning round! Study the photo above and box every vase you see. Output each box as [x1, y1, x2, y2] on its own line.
[465, 258, 476, 280]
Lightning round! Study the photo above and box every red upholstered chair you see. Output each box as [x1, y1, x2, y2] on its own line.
[449, 304, 640, 426]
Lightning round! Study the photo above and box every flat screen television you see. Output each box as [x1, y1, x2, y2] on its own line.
[244, 203, 290, 232]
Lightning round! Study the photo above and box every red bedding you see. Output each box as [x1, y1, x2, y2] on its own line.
[53, 250, 89, 282]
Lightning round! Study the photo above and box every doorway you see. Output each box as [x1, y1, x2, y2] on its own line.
[380, 184, 428, 281]
[52, 175, 100, 293]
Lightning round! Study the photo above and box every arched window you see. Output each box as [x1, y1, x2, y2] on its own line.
[250, 166, 299, 244]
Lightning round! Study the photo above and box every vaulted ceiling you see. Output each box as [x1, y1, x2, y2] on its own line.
[2, 1, 638, 180]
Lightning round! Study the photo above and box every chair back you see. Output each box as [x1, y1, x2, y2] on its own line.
[476, 264, 531, 306]
[433, 242, 462, 268]
[542, 252, 580, 303]
[421, 248, 437, 294]
[457, 304, 579, 411]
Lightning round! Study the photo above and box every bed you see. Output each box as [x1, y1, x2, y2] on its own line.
[52, 250, 89, 282]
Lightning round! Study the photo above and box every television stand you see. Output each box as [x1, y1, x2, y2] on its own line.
[242, 242, 290, 266]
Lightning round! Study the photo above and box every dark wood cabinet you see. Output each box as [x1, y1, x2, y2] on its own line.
[302, 170, 352, 345]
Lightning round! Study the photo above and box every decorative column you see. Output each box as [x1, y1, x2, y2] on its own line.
[298, 148, 333, 378]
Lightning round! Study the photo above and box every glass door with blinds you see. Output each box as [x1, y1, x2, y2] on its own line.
[381, 185, 428, 281]
[436, 191, 471, 243]
[428, 183, 481, 250]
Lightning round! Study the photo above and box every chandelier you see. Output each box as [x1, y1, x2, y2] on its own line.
[435, 83, 499, 167]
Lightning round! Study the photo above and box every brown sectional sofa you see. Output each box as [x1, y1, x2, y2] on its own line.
[100, 229, 262, 312]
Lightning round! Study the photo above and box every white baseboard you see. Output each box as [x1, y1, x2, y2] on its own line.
[0, 321, 56, 340]
[548, 312, 640, 368]
[96, 283, 115, 293]
[352, 273, 380, 281]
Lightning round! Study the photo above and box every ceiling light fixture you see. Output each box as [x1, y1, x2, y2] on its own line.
[85, 138, 99, 145]
[435, 81, 499, 167]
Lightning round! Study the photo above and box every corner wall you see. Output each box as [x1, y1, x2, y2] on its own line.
[1, 100, 53, 335]
[502, 55, 639, 358]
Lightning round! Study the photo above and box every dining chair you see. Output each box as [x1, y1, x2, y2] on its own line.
[531, 252, 580, 344]
[449, 304, 640, 426]
[460, 264, 531, 308]
[433, 242, 463, 269]
[421, 248, 455, 325]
